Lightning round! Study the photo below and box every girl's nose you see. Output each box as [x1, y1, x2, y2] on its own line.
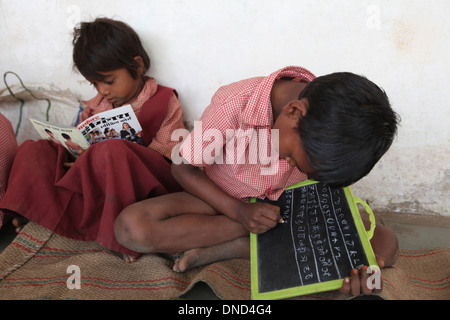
[96, 83, 110, 97]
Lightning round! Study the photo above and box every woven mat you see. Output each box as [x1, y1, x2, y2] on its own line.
[0, 222, 448, 300]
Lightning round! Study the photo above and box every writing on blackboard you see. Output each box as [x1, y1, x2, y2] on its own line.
[289, 184, 367, 285]
[255, 181, 369, 293]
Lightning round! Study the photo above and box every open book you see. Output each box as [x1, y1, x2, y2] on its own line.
[30, 104, 143, 158]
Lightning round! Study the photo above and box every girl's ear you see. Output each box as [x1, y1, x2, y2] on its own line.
[134, 56, 145, 76]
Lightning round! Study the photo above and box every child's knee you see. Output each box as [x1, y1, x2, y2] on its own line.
[114, 204, 157, 253]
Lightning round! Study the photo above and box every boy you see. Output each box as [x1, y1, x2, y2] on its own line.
[115, 66, 400, 296]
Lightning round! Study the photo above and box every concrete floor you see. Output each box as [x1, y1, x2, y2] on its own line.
[376, 211, 450, 250]
[0, 211, 449, 299]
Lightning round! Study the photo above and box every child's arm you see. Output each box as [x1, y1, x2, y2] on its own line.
[171, 163, 281, 234]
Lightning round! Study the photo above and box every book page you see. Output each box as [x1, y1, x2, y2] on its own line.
[76, 104, 143, 145]
[29, 118, 90, 158]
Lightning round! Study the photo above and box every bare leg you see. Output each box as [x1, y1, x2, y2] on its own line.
[114, 192, 248, 254]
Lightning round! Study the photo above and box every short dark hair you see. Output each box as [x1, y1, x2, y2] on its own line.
[72, 17, 150, 81]
[298, 72, 400, 187]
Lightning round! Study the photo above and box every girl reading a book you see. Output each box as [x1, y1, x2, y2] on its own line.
[0, 18, 185, 261]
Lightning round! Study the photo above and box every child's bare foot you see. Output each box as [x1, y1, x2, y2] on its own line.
[123, 254, 138, 263]
[12, 217, 28, 233]
[173, 248, 206, 272]
[172, 236, 250, 273]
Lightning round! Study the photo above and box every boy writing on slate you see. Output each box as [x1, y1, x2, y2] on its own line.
[115, 66, 400, 296]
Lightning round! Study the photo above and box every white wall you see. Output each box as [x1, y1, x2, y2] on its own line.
[1, 0, 449, 216]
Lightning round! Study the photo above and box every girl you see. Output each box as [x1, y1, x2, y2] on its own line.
[0, 113, 17, 230]
[0, 18, 185, 261]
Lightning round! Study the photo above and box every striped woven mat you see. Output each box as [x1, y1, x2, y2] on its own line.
[0, 222, 448, 300]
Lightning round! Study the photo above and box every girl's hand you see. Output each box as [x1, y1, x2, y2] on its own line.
[237, 202, 281, 234]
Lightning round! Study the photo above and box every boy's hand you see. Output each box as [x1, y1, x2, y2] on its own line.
[339, 256, 386, 297]
[339, 266, 382, 297]
[237, 202, 281, 234]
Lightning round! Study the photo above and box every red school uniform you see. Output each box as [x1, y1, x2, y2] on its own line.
[0, 78, 185, 256]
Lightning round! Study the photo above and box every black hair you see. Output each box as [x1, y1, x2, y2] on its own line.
[72, 17, 150, 81]
[298, 72, 400, 187]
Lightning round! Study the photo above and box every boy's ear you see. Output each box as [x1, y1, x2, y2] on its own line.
[283, 98, 308, 120]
